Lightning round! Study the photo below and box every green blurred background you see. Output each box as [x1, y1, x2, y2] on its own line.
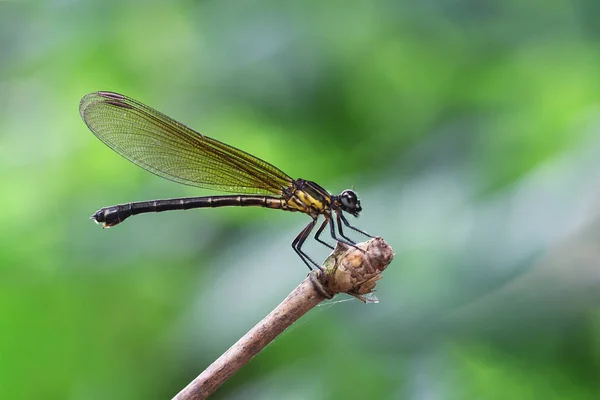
[2, 0, 600, 399]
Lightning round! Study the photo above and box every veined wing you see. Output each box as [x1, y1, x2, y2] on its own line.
[79, 92, 293, 195]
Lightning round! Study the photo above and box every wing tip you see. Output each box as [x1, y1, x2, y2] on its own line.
[79, 91, 132, 122]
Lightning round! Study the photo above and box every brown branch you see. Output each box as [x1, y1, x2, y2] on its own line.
[172, 237, 394, 400]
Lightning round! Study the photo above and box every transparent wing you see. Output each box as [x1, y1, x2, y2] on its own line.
[79, 92, 293, 195]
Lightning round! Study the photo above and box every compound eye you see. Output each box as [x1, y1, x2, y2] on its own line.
[340, 190, 358, 209]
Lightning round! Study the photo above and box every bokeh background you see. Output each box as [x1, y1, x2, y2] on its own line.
[2, 0, 600, 399]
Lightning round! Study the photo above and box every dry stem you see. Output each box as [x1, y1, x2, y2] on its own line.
[173, 237, 394, 400]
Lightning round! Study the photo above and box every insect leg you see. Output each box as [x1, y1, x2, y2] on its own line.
[292, 218, 320, 270]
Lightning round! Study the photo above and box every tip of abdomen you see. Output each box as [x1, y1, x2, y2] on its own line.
[90, 207, 124, 228]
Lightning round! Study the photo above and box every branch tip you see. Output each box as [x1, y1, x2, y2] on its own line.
[173, 237, 394, 400]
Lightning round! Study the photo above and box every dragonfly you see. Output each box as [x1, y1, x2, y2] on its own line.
[79, 91, 372, 270]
